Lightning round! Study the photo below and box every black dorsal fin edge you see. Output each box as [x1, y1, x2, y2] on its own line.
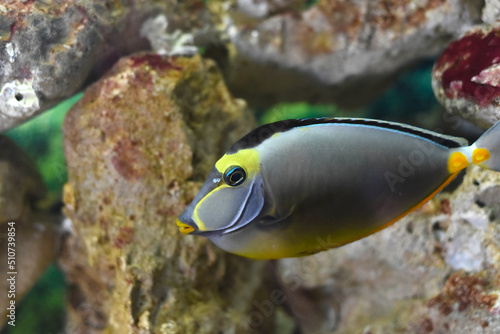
[227, 117, 468, 154]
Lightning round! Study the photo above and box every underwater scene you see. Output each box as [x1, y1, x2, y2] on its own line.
[1, 1, 500, 333]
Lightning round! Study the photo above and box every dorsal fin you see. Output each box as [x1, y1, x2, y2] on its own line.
[227, 118, 468, 153]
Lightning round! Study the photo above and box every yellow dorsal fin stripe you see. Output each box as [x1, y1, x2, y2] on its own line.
[448, 151, 469, 173]
[472, 148, 490, 164]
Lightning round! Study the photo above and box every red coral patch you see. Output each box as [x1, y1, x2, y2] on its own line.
[436, 30, 500, 106]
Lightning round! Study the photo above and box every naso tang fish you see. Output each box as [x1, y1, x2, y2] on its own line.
[177, 118, 500, 260]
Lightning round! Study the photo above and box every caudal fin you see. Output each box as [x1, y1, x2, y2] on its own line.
[471, 120, 500, 172]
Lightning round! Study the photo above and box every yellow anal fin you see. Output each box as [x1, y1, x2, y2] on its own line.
[472, 148, 490, 164]
[448, 151, 469, 173]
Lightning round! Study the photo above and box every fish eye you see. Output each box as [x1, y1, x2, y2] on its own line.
[223, 166, 246, 187]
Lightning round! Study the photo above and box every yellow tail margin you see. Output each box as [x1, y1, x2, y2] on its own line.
[472, 148, 490, 164]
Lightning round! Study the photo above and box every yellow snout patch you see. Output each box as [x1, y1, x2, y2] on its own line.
[177, 220, 194, 234]
[448, 151, 469, 173]
[472, 148, 490, 164]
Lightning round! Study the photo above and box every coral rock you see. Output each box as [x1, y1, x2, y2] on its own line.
[60, 53, 285, 333]
[0, 215, 59, 323]
[0, 0, 213, 132]
[0, 0, 486, 131]
[217, 0, 483, 107]
[482, 0, 500, 24]
[0, 136, 58, 326]
[0, 136, 45, 221]
[432, 24, 500, 128]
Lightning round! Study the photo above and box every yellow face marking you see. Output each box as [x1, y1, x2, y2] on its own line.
[177, 220, 195, 234]
[448, 151, 469, 173]
[215, 148, 260, 175]
[193, 186, 220, 231]
[192, 148, 261, 231]
[472, 148, 490, 164]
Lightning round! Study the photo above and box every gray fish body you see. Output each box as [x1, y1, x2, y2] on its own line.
[177, 118, 499, 259]
[209, 123, 460, 259]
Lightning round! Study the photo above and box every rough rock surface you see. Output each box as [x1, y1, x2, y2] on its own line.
[60, 53, 287, 333]
[483, 0, 500, 24]
[276, 167, 500, 333]
[215, 0, 483, 107]
[0, 136, 45, 221]
[0, 136, 58, 325]
[0, 0, 486, 131]
[0, 214, 60, 326]
[432, 24, 500, 129]
[0, 0, 213, 132]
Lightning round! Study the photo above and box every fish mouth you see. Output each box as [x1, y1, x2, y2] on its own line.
[176, 220, 195, 234]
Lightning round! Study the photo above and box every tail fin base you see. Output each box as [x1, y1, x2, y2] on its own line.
[471, 120, 500, 172]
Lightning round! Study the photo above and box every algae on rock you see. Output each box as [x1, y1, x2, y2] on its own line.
[60, 53, 285, 333]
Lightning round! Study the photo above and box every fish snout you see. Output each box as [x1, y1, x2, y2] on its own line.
[176, 219, 195, 234]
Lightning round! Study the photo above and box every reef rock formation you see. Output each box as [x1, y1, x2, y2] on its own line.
[0, 136, 44, 221]
[219, 0, 483, 107]
[0, 0, 485, 131]
[483, 0, 500, 24]
[0, 136, 58, 326]
[0, 0, 214, 132]
[60, 53, 287, 333]
[432, 23, 500, 129]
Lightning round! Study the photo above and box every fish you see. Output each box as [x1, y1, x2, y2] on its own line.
[177, 118, 500, 260]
